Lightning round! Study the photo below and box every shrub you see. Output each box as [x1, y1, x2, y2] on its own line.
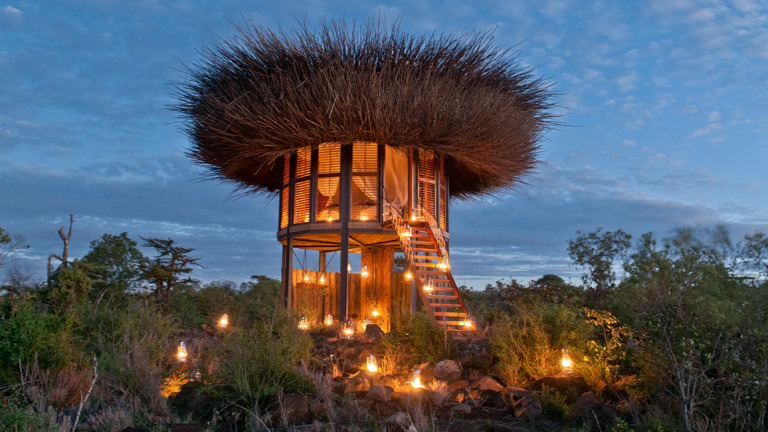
[377, 311, 452, 372]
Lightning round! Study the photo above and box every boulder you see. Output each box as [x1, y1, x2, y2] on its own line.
[433, 360, 462, 382]
[575, 391, 600, 411]
[479, 389, 507, 408]
[367, 385, 394, 403]
[450, 379, 470, 393]
[471, 376, 504, 392]
[365, 324, 385, 342]
[451, 402, 472, 415]
[504, 386, 532, 402]
[513, 394, 543, 420]
[529, 373, 590, 401]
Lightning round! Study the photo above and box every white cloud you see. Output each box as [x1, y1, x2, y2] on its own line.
[688, 123, 723, 139]
[708, 110, 721, 121]
[622, 139, 636, 147]
[3, 5, 21, 17]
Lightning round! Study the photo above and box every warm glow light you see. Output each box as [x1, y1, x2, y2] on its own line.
[561, 347, 573, 371]
[218, 314, 229, 328]
[304, 214, 310, 223]
[438, 259, 449, 270]
[411, 213, 417, 221]
[423, 279, 433, 293]
[303, 273, 310, 282]
[327, 215, 333, 222]
[343, 321, 354, 338]
[372, 305, 380, 317]
[362, 266, 369, 278]
[366, 355, 378, 372]
[319, 274, 326, 284]
[324, 313, 333, 326]
[298, 316, 309, 330]
[399, 228, 411, 238]
[404, 270, 412, 280]
[411, 368, 424, 388]
[177, 342, 188, 362]
[463, 316, 473, 329]
[360, 212, 369, 221]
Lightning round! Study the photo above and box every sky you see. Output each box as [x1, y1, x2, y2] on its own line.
[1, 0, 767, 289]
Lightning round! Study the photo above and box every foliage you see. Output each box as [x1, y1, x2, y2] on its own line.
[0, 386, 69, 432]
[82, 232, 145, 303]
[140, 237, 201, 312]
[378, 311, 452, 371]
[568, 227, 631, 291]
[538, 385, 572, 421]
[45, 260, 95, 313]
[0, 226, 28, 274]
[0, 298, 82, 385]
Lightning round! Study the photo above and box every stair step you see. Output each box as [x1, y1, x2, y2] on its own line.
[425, 293, 458, 299]
[436, 320, 468, 326]
[433, 312, 467, 317]
[411, 255, 441, 261]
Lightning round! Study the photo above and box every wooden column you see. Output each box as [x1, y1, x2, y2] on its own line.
[338, 144, 352, 322]
[280, 239, 293, 308]
[361, 247, 393, 331]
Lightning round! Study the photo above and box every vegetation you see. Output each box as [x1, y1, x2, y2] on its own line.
[1, 224, 767, 430]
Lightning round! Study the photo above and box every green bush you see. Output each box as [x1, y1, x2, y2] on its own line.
[377, 311, 452, 371]
[0, 298, 82, 385]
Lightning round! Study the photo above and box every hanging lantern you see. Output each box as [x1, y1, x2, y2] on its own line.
[217, 313, 229, 328]
[404, 270, 412, 280]
[298, 316, 309, 330]
[319, 274, 326, 284]
[324, 313, 333, 326]
[561, 347, 573, 371]
[343, 321, 355, 338]
[361, 265, 369, 278]
[177, 342, 188, 362]
[423, 278, 433, 293]
[366, 355, 378, 372]
[371, 305, 380, 317]
[411, 368, 424, 388]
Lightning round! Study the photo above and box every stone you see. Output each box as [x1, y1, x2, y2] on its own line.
[367, 385, 394, 403]
[365, 324, 385, 342]
[471, 376, 504, 392]
[529, 373, 590, 401]
[575, 391, 600, 411]
[513, 394, 542, 420]
[433, 360, 462, 382]
[449, 379, 470, 393]
[504, 386, 532, 402]
[451, 403, 472, 415]
[384, 412, 412, 431]
[479, 389, 507, 408]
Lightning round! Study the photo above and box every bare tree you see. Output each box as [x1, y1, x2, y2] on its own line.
[48, 213, 75, 284]
[0, 226, 28, 270]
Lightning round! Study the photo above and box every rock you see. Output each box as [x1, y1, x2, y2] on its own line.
[433, 360, 462, 382]
[513, 394, 543, 420]
[449, 379, 470, 393]
[471, 376, 504, 392]
[451, 402, 472, 415]
[367, 385, 394, 403]
[575, 391, 600, 411]
[529, 373, 590, 401]
[384, 412, 413, 431]
[480, 389, 507, 408]
[504, 386, 532, 401]
[365, 324, 385, 342]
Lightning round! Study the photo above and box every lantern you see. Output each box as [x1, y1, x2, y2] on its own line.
[303, 272, 310, 282]
[327, 214, 333, 222]
[371, 305, 380, 317]
[411, 368, 424, 388]
[362, 265, 369, 278]
[404, 270, 412, 280]
[319, 274, 326, 284]
[217, 313, 229, 328]
[177, 342, 188, 362]
[561, 347, 573, 371]
[366, 355, 378, 372]
[438, 259, 449, 270]
[462, 315, 473, 329]
[343, 321, 355, 338]
[324, 313, 333, 326]
[423, 278, 433, 293]
[298, 316, 309, 330]
[360, 211, 369, 221]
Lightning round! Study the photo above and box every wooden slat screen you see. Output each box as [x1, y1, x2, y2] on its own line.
[418, 150, 436, 218]
[440, 156, 447, 230]
[294, 180, 310, 224]
[280, 186, 289, 228]
[316, 143, 341, 222]
[351, 142, 378, 221]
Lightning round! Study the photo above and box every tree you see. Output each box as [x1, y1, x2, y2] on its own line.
[82, 233, 145, 302]
[568, 228, 632, 290]
[140, 237, 201, 311]
[0, 226, 28, 271]
[47, 214, 75, 284]
[736, 231, 768, 285]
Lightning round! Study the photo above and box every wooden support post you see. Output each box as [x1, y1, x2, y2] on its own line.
[281, 239, 293, 308]
[338, 144, 352, 322]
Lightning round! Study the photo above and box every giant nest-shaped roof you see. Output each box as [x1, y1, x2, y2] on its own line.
[175, 18, 556, 199]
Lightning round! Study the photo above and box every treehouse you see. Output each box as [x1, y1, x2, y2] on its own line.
[176, 19, 554, 334]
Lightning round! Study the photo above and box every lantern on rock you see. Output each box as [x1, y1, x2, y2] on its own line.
[366, 355, 378, 372]
[561, 347, 573, 371]
[324, 313, 334, 326]
[298, 316, 309, 330]
[177, 342, 188, 362]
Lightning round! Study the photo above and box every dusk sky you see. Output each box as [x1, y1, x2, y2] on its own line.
[2, 0, 767, 289]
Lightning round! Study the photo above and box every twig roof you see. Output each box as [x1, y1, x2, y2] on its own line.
[175, 18, 556, 199]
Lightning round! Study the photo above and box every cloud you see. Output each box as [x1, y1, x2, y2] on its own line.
[687, 123, 723, 139]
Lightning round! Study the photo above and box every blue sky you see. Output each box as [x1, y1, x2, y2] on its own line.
[1, 0, 767, 289]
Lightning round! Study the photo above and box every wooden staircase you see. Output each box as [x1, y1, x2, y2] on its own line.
[384, 202, 472, 334]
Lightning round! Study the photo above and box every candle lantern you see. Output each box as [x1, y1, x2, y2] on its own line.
[177, 342, 188, 362]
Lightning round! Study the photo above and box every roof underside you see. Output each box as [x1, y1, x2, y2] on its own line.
[175, 18, 556, 199]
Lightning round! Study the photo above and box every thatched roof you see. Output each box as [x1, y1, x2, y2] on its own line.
[175, 18, 556, 199]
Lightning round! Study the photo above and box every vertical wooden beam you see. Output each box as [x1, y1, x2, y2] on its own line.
[281, 238, 293, 308]
[338, 144, 352, 322]
[377, 143, 385, 223]
[309, 147, 319, 223]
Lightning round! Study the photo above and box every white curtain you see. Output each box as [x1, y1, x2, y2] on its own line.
[384, 147, 409, 209]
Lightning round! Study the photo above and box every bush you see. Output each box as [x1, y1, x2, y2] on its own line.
[377, 311, 452, 372]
